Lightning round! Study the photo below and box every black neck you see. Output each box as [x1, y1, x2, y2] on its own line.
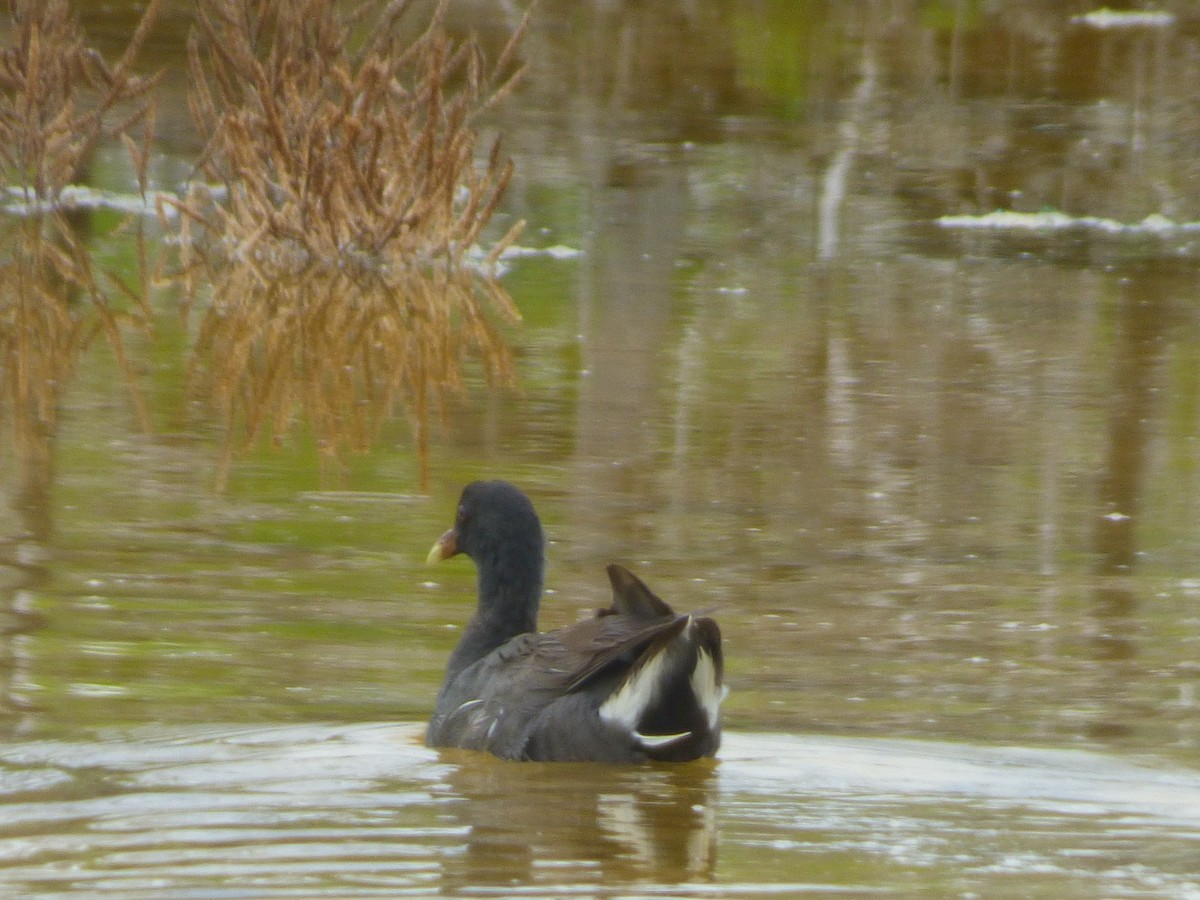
[443, 542, 543, 683]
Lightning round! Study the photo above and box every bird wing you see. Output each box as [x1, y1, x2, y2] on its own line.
[432, 613, 683, 751]
[520, 612, 687, 695]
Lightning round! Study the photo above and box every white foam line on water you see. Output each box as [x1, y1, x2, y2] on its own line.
[936, 209, 1200, 236]
[459, 885, 881, 896]
[2, 184, 178, 218]
[1071, 9, 1176, 29]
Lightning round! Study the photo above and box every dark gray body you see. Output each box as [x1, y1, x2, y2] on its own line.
[425, 481, 725, 763]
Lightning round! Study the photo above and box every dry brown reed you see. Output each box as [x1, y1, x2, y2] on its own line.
[0, 0, 161, 200]
[177, 0, 529, 488]
[0, 0, 161, 474]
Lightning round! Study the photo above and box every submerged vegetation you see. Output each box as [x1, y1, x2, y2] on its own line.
[0, 0, 529, 490]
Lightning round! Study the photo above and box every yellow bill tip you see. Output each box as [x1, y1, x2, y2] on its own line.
[426, 528, 457, 565]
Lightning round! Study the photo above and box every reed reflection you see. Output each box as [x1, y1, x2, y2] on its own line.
[436, 754, 718, 893]
[0, 0, 161, 728]
[1088, 265, 1171, 738]
[0, 209, 121, 728]
[187, 264, 519, 490]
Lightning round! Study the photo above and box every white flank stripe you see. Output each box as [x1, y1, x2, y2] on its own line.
[599, 644, 672, 729]
[691, 646, 727, 731]
[602, 619, 727, 739]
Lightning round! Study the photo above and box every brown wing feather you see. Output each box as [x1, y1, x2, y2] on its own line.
[498, 612, 684, 695]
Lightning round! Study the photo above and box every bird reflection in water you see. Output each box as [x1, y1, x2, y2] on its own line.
[434, 752, 719, 892]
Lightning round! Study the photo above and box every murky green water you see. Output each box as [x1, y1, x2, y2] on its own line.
[4, 1, 1200, 896]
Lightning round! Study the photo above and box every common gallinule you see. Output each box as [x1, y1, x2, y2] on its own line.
[425, 480, 726, 762]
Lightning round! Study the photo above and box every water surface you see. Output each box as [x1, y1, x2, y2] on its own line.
[3, 725, 1199, 897]
[3, 1, 1200, 896]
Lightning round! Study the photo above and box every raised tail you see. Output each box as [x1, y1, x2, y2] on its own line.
[598, 611, 727, 762]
